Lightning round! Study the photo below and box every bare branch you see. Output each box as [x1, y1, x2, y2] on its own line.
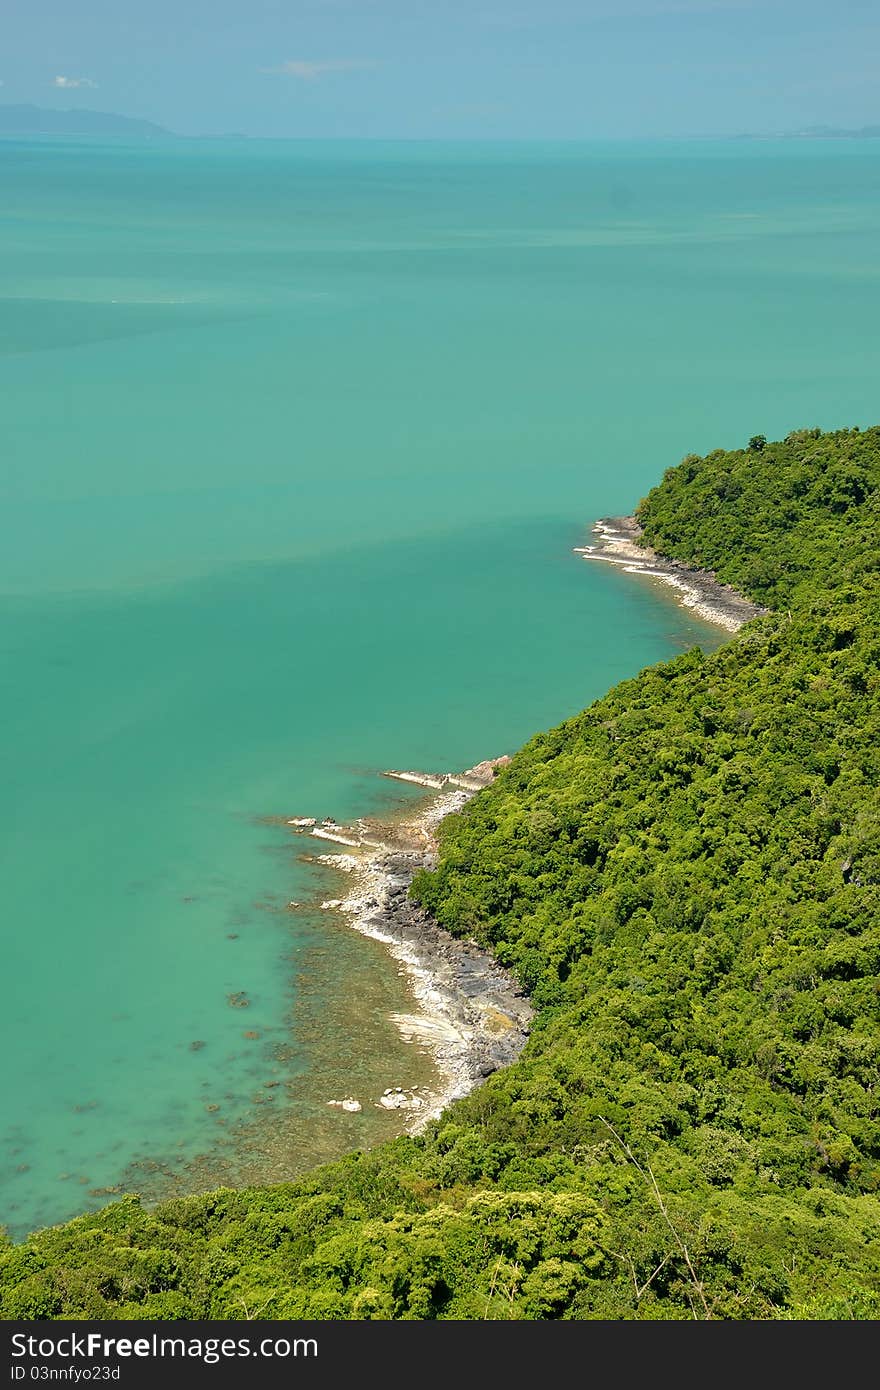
[599, 1115, 713, 1319]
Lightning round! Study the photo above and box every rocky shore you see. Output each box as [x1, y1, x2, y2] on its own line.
[276, 519, 760, 1136]
[575, 515, 767, 631]
[283, 757, 532, 1131]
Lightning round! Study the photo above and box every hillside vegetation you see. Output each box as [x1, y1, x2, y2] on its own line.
[2, 426, 878, 1320]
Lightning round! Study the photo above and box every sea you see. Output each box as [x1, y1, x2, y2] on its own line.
[1, 135, 877, 1238]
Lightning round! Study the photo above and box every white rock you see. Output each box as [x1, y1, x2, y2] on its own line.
[378, 1091, 419, 1110]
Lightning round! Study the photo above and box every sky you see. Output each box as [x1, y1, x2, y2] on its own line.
[1, 0, 879, 139]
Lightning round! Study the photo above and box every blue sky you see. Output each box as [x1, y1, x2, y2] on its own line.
[2, 0, 878, 138]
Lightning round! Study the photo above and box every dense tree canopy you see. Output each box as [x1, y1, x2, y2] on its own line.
[2, 427, 878, 1320]
[636, 425, 877, 610]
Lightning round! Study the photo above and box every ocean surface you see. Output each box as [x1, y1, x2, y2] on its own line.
[1, 136, 878, 1239]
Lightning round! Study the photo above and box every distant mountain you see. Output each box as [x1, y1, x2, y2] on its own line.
[0, 104, 173, 139]
[788, 123, 880, 139]
[736, 123, 880, 140]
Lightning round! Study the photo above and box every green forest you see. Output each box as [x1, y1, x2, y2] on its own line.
[2, 425, 878, 1320]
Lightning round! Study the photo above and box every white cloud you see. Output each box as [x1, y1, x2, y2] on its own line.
[261, 59, 377, 81]
[53, 75, 98, 90]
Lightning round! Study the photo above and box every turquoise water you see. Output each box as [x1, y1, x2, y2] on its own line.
[1, 137, 878, 1238]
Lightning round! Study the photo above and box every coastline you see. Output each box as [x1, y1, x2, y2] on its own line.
[575, 515, 767, 631]
[284, 758, 532, 1132]
[283, 517, 763, 1131]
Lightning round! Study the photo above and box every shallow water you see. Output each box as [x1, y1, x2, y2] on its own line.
[1, 136, 877, 1238]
